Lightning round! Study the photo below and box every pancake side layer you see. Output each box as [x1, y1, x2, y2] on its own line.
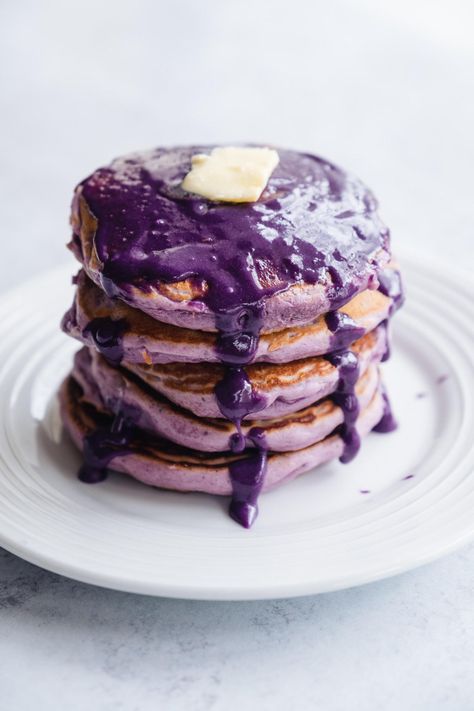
[72, 346, 381, 453]
[123, 325, 386, 419]
[62, 269, 395, 364]
[59, 375, 385, 496]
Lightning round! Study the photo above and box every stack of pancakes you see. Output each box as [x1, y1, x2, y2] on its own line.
[60, 146, 403, 528]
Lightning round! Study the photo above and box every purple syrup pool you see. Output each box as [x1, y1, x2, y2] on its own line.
[71, 146, 397, 529]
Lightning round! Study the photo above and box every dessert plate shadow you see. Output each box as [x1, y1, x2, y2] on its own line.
[0, 252, 472, 600]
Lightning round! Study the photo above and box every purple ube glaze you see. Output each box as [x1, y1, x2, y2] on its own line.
[79, 412, 132, 483]
[72, 146, 394, 528]
[364, 274, 399, 428]
[373, 387, 397, 433]
[227, 451, 267, 529]
[325, 349, 361, 463]
[78, 396, 145, 483]
[82, 317, 128, 366]
[77, 147, 390, 316]
[377, 269, 404, 315]
[324, 311, 365, 351]
[376, 269, 404, 363]
[324, 310, 374, 463]
[214, 367, 268, 527]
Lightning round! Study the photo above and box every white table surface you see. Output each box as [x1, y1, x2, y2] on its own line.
[1, 1, 473, 709]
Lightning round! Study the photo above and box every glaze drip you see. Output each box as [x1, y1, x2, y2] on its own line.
[211, 296, 272, 528]
[228, 450, 267, 529]
[324, 311, 363, 462]
[83, 317, 127, 365]
[214, 304, 264, 365]
[214, 358, 268, 528]
[214, 367, 266, 429]
[79, 411, 132, 483]
[373, 387, 397, 433]
[380, 319, 391, 362]
[325, 310, 365, 351]
[378, 268, 404, 315]
[376, 268, 403, 363]
[326, 349, 361, 463]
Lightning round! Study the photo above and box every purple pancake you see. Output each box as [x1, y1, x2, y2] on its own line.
[122, 325, 386, 420]
[61, 144, 402, 528]
[70, 146, 391, 334]
[72, 346, 381, 453]
[59, 374, 385, 497]
[62, 269, 396, 365]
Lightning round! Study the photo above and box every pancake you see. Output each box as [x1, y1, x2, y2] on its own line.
[72, 346, 381, 453]
[121, 326, 386, 420]
[62, 269, 395, 365]
[59, 374, 385, 496]
[60, 144, 402, 528]
[69, 146, 391, 333]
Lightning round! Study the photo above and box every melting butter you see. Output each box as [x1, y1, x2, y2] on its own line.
[181, 146, 279, 203]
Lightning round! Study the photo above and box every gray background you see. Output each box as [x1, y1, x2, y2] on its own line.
[1, 1, 473, 709]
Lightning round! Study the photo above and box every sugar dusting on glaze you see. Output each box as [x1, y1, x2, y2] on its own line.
[70, 146, 397, 528]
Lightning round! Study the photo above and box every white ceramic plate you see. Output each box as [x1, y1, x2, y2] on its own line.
[0, 253, 472, 599]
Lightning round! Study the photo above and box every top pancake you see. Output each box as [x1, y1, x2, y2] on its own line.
[70, 146, 391, 332]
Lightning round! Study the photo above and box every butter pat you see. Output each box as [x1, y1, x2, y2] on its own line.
[181, 146, 279, 203]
